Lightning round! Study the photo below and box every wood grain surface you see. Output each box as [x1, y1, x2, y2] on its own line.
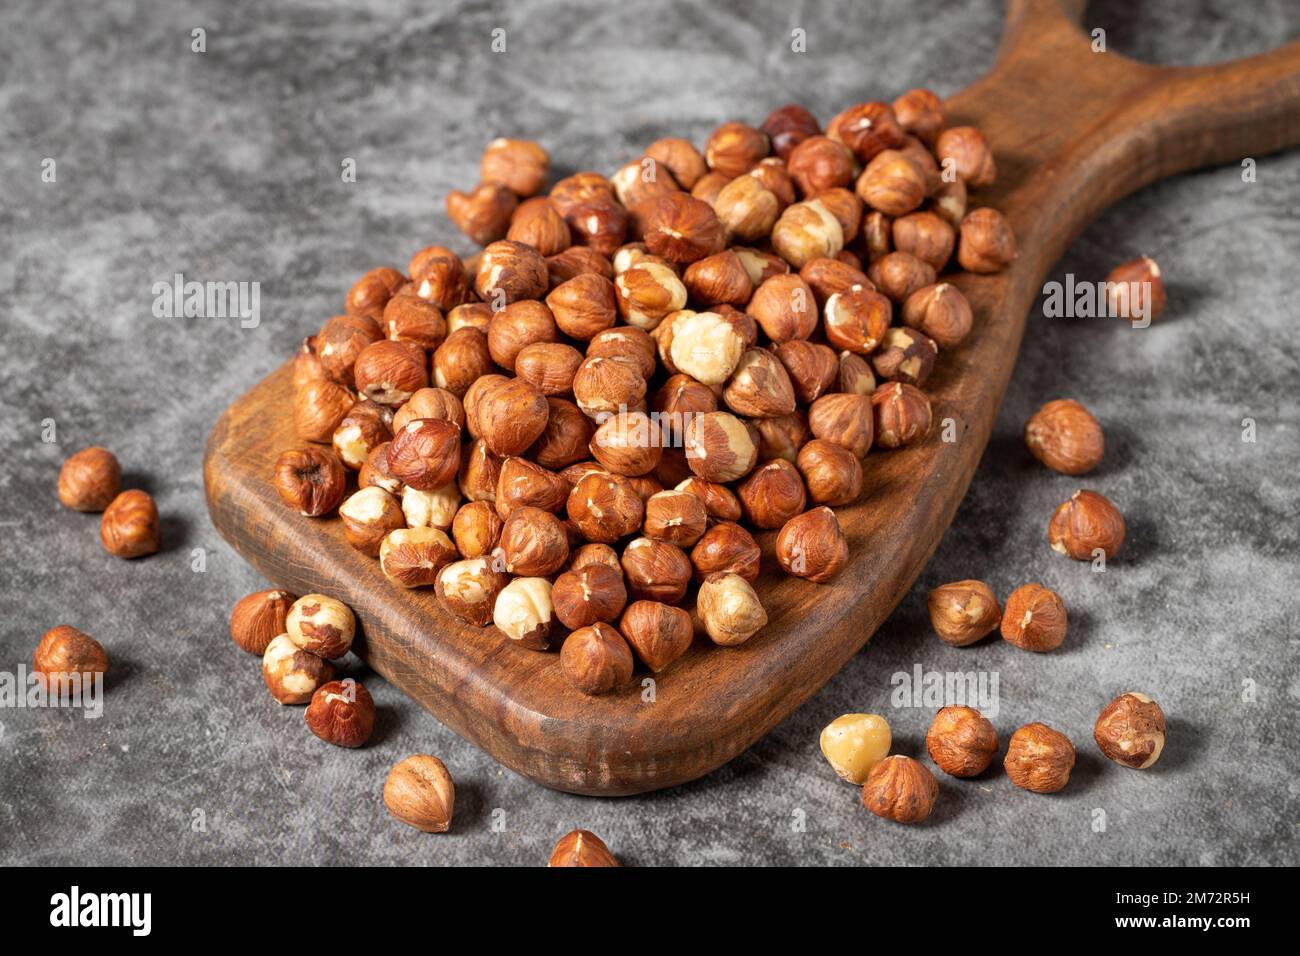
[203, 0, 1300, 794]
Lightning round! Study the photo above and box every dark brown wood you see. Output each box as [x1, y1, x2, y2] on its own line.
[203, 0, 1300, 795]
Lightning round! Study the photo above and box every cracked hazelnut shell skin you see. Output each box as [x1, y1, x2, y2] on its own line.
[549, 829, 619, 867]
[100, 489, 160, 559]
[1000, 583, 1067, 652]
[1048, 489, 1126, 561]
[1004, 723, 1075, 793]
[860, 755, 938, 824]
[305, 679, 376, 748]
[1024, 399, 1104, 475]
[1094, 692, 1166, 769]
[58, 447, 121, 512]
[926, 706, 998, 777]
[927, 579, 1001, 646]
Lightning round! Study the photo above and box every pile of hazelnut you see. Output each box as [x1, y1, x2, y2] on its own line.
[273, 92, 1017, 697]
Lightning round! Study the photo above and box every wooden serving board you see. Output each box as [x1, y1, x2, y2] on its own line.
[204, 1, 1300, 795]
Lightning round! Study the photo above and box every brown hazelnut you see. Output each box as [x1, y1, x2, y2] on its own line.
[645, 137, 709, 190]
[332, 399, 395, 470]
[697, 572, 767, 645]
[501, 193, 565, 251]
[898, 134, 942, 193]
[855, 149, 926, 217]
[552, 564, 628, 630]
[549, 171, 615, 216]
[737, 459, 807, 530]
[447, 182, 517, 245]
[58, 447, 121, 512]
[640, 193, 726, 264]
[642, 489, 708, 547]
[1024, 399, 1104, 475]
[1094, 693, 1166, 769]
[838, 351, 877, 396]
[892, 210, 955, 271]
[683, 249, 754, 305]
[590, 411, 662, 477]
[566, 471, 644, 542]
[675, 476, 743, 523]
[262, 634, 334, 705]
[611, 157, 681, 210]
[294, 378, 356, 442]
[957, 208, 1017, 273]
[621, 536, 692, 604]
[564, 198, 629, 258]
[586, 326, 657, 379]
[100, 489, 160, 559]
[387, 418, 462, 491]
[459, 438, 503, 502]
[33, 625, 108, 692]
[450, 500, 503, 557]
[545, 245, 614, 292]
[809, 393, 874, 458]
[1105, 256, 1167, 323]
[305, 679, 376, 748]
[379, 527, 457, 587]
[689, 170, 732, 207]
[762, 104, 821, 159]
[824, 287, 891, 354]
[927, 579, 1001, 646]
[867, 250, 936, 304]
[720, 349, 795, 419]
[932, 176, 967, 227]
[393, 387, 465, 435]
[860, 755, 938, 823]
[474, 377, 549, 457]
[548, 829, 620, 867]
[690, 521, 760, 583]
[1001, 583, 1068, 652]
[568, 541, 623, 575]
[704, 121, 770, 177]
[926, 706, 998, 778]
[498, 506, 569, 576]
[286, 593, 355, 659]
[384, 754, 455, 832]
[358, 442, 401, 495]
[546, 273, 618, 340]
[481, 138, 549, 196]
[1004, 723, 1075, 793]
[871, 382, 932, 449]
[1048, 490, 1126, 560]
[436, 557, 509, 627]
[229, 589, 296, 656]
[775, 506, 848, 583]
[892, 88, 944, 147]
[346, 266, 405, 318]
[560, 622, 634, 696]
[353, 339, 428, 407]
[274, 446, 347, 516]
[614, 261, 688, 330]
[860, 210, 893, 263]
[487, 301, 557, 373]
[619, 600, 694, 673]
[317, 313, 383, 387]
[771, 199, 844, 269]
[652, 374, 718, 436]
[827, 102, 905, 163]
[432, 327, 495, 397]
[935, 125, 996, 188]
[796, 439, 862, 506]
[902, 283, 973, 348]
[748, 274, 815, 343]
[293, 336, 327, 389]
[683, 411, 757, 483]
[812, 187, 864, 243]
[800, 256, 871, 307]
[528, 397, 595, 471]
[712, 175, 780, 242]
[774, 340, 839, 403]
[475, 240, 548, 304]
[383, 293, 447, 351]
[413, 254, 470, 313]
[732, 246, 790, 286]
[871, 327, 938, 386]
[787, 136, 857, 196]
[511, 343, 582, 399]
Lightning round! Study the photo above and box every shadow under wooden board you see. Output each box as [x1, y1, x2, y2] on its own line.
[204, 1, 1300, 795]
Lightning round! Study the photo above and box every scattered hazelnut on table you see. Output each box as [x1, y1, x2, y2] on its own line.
[58, 447, 121, 512]
[286, 593, 355, 660]
[860, 755, 938, 824]
[713, 176, 781, 243]
[487, 299, 559, 372]
[837, 351, 877, 396]
[689, 521, 761, 583]
[436, 557, 509, 627]
[771, 198, 843, 268]
[1094, 692, 1166, 769]
[262, 634, 334, 705]
[33, 625, 108, 692]
[573, 355, 647, 417]
[379, 527, 457, 588]
[819, 713, 891, 784]
[927, 579, 1001, 646]
[640, 193, 726, 264]
[1001, 583, 1067, 652]
[549, 829, 620, 867]
[824, 286, 891, 354]
[697, 572, 767, 645]
[619, 600, 694, 673]
[493, 576, 555, 649]
[446, 182, 517, 246]
[383, 292, 446, 351]
[809, 393, 874, 458]
[358, 442, 401, 495]
[926, 706, 998, 777]
[451, 500, 504, 558]
[867, 250, 936, 303]
[1048, 490, 1126, 560]
[645, 137, 708, 190]
[387, 418, 463, 491]
[318, 313, 382, 387]
[515, 343, 584, 397]
[432, 327, 494, 397]
[1024, 398, 1104, 475]
[855, 149, 926, 217]
[590, 411, 663, 477]
[100, 489, 160, 559]
[305, 679, 376, 748]
[547, 273, 618, 340]
[676, 476, 742, 523]
[871, 327, 938, 386]
[499, 506, 570, 577]
[641, 489, 708, 547]
[274, 447, 346, 517]
[566, 471, 643, 543]
[1105, 256, 1167, 322]
[560, 622, 635, 695]
[384, 754, 455, 833]
[229, 589, 296, 656]
[345, 266, 405, 319]
[475, 239, 548, 303]
[353, 339, 428, 406]
[776, 506, 849, 583]
[494, 457, 568, 518]
[508, 198, 571, 256]
[748, 273, 817, 343]
[1004, 723, 1075, 793]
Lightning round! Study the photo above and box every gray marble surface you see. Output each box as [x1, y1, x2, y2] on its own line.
[2, 0, 1297, 866]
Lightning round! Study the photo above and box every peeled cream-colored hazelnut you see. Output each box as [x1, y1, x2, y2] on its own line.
[667, 311, 745, 386]
[492, 576, 554, 650]
[820, 713, 891, 784]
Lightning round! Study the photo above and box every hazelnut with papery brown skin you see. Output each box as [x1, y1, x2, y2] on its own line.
[738, 460, 807, 529]
[546, 273, 618, 340]
[473, 377, 549, 458]
[809, 393, 874, 458]
[611, 157, 681, 210]
[713, 175, 781, 243]
[512, 343, 582, 399]
[359, 441, 401, 495]
[294, 378, 356, 442]
[733, 246, 789, 287]
[566, 471, 643, 543]
[590, 411, 663, 477]
[690, 521, 761, 583]
[379, 527, 457, 588]
[332, 399, 394, 470]
[812, 187, 864, 243]
[776, 507, 849, 583]
[565, 198, 629, 258]
[447, 182, 517, 246]
[787, 136, 857, 197]
[413, 254, 469, 313]
[827, 101, 905, 163]
[474, 240, 547, 304]
[617, 600, 692, 672]
[306, 679, 376, 748]
[551, 564, 628, 630]
[274, 446, 346, 517]
[697, 572, 767, 645]
[549, 829, 620, 867]
[957, 208, 1017, 273]
[487, 300, 557, 373]
[58, 447, 121, 512]
[353, 339, 428, 407]
[451, 500, 503, 558]
[262, 634, 334, 705]
[868, 250, 937, 304]
[1095, 693, 1167, 769]
[1001, 583, 1067, 652]
[346, 266, 405, 318]
[892, 88, 944, 147]
[902, 282, 973, 348]
[683, 249, 754, 305]
[293, 336, 327, 389]
[860, 755, 938, 823]
[676, 476, 742, 523]
[549, 170, 615, 216]
[703, 121, 769, 177]
[824, 287, 891, 355]
[928, 580, 1001, 646]
[384, 754, 455, 832]
[615, 261, 689, 330]
[386, 418, 462, 492]
[528, 397, 594, 471]
[499, 506, 569, 577]
[230, 589, 296, 656]
[586, 326, 656, 378]
[383, 293, 447, 352]
[458, 438, 502, 503]
[871, 382, 932, 449]
[393, 387, 464, 435]
[432, 327, 494, 398]
[684, 411, 757, 483]
[621, 537, 692, 604]
[839, 351, 877, 396]
[318, 313, 383, 387]
[932, 176, 967, 227]
[927, 707, 999, 778]
[572, 356, 646, 420]
[871, 327, 938, 387]
[800, 256, 871, 307]
[33, 625, 109, 693]
[642, 137, 707, 190]
[1005, 723, 1075, 793]
[652, 374, 718, 434]
[639, 193, 726, 265]
[1105, 256, 1167, 323]
[855, 149, 927, 217]
[771, 199, 844, 269]
[436, 557, 508, 627]
[774, 340, 838, 404]
[481, 138, 549, 196]
[723, 349, 797, 419]
[286, 593, 355, 660]
[892, 210, 955, 272]
[796, 439, 862, 506]
[568, 541, 622, 576]
[762, 103, 821, 160]
[749, 274, 818, 343]
[561, 622, 634, 696]
[936, 125, 996, 188]
[100, 490, 160, 559]
[751, 410, 808, 463]
[1048, 490, 1126, 560]
[1024, 398, 1105, 475]
[642, 489, 708, 547]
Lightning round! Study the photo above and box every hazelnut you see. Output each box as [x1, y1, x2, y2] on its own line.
[809, 393, 874, 458]
[474, 377, 549, 457]
[820, 713, 891, 784]
[667, 311, 746, 386]
[860, 210, 893, 262]
[713, 175, 781, 242]
[566, 470, 644, 542]
[787, 135, 857, 196]
[827, 101, 905, 163]
[750, 273, 821, 345]
[459, 438, 503, 502]
[871, 382, 932, 449]
[855, 149, 926, 216]
[1048, 490, 1126, 560]
[689, 171, 732, 207]
[561, 622, 634, 696]
[445, 301, 492, 335]
[229, 589, 296, 656]
[359, 442, 401, 495]
[614, 600, 692, 673]
[1024, 398, 1104, 475]
[33, 625, 108, 692]
[587, 326, 657, 379]
[860, 755, 937, 824]
[549, 171, 615, 217]
[305, 679, 376, 748]
[800, 256, 871, 307]
[926, 706, 998, 777]
[640, 193, 726, 264]
[675, 476, 743, 523]
[1001, 583, 1067, 652]
[892, 210, 955, 271]
[646, 137, 708, 189]
[684, 411, 757, 483]
[762, 103, 821, 159]
[733, 246, 790, 286]
[892, 88, 944, 147]
[590, 411, 662, 477]
[58, 447, 121, 512]
[1094, 693, 1166, 769]
[642, 489, 708, 547]
[690, 521, 760, 583]
[387, 418, 462, 491]
[286, 593, 355, 659]
[565, 198, 629, 258]
[838, 351, 877, 396]
[346, 266, 405, 318]
[514, 342, 582, 397]
[294, 378, 356, 442]
[771, 199, 844, 269]
[935, 126, 996, 188]
[568, 541, 623, 575]
[481, 138, 549, 197]
[957, 208, 1017, 273]
[652, 374, 718, 435]
[332, 399, 395, 470]
[529, 397, 595, 469]
[475, 240, 548, 303]
[432, 327, 494, 397]
[750, 410, 807, 462]
[612, 157, 681, 210]
[546, 273, 618, 340]
[402, 482, 461, 530]
[492, 576, 555, 650]
[867, 250, 936, 304]
[293, 336, 327, 389]
[704, 121, 770, 177]
[1004, 723, 1075, 793]
[413, 254, 469, 313]
[262, 634, 334, 705]
[487, 300, 558, 371]
[274, 446, 347, 516]
[776, 506, 849, 582]
[775, 340, 839, 403]
[927, 580, 1001, 646]
[100, 489, 160, 559]
[932, 177, 967, 226]
[898, 134, 942, 193]
[318, 313, 383, 387]
[379, 527, 457, 588]
[796, 439, 862, 506]
[902, 283, 973, 348]
[451, 500, 504, 558]
[683, 249, 754, 305]
[353, 339, 428, 406]
[813, 187, 864, 243]
[499, 506, 569, 577]
[824, 287, 891, 354]
[551, 564, 628, 630]
[738, 460, 807, 529]
[697, 572, 767, 645]
[384, 754, 455, 832]
[621, 536, 692, 604]
[384, 292, 447, 351]
[722, 349, 796, 419]
[615, 261, 688, 330]
[393, 387, 465, 435]
[548, 829, 620, 867]
[446, 182, 517, 245]
[436, 557, 509, 627]
[1105, 256, 1167, 322]
[871, 327, 938, 386]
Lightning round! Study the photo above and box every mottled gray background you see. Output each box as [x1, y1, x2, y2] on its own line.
[2, 0, 1298, 866]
